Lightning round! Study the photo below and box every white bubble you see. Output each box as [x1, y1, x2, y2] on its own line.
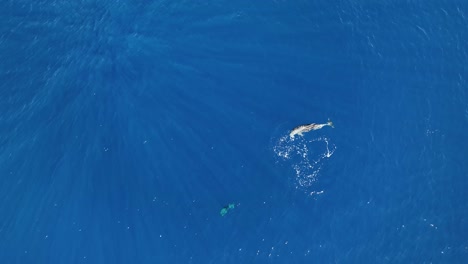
[273, 132, 335, 189]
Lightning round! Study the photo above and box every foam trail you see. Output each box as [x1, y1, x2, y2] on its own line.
[273, 134, 336, 189]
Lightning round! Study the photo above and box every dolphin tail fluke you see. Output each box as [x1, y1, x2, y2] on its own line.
[327, 119, 334, 128]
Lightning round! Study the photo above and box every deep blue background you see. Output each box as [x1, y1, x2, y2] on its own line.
[1, 1, 467, 263]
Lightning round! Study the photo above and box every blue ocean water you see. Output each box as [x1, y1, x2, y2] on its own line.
[1, 0, 467, 263]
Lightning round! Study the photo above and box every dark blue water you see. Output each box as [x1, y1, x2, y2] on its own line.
[1, 1, 467, 263]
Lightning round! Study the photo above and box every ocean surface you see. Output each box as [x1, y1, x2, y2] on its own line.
[1, 1, 467, 263]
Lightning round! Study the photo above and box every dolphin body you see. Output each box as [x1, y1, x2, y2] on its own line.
[289, 120, 334, 139]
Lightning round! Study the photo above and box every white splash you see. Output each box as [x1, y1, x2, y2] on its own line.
[274, 134, 336, 188]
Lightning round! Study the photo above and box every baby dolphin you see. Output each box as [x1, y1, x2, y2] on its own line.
[290, 119, 334, 139]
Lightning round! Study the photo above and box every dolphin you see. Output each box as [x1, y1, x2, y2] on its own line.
[289, 119, 334, 139]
